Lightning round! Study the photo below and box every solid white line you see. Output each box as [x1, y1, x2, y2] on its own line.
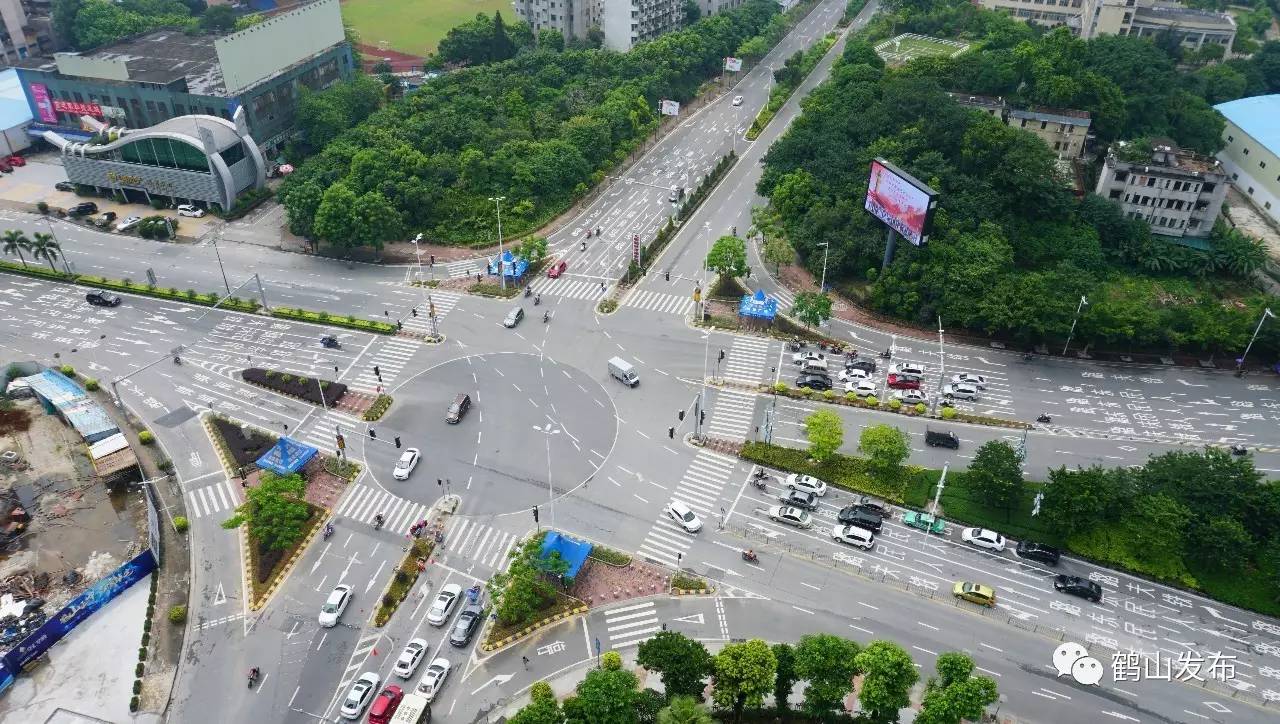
[849, 624, 874, 635]
[604, 601, 656, 615]
[791, 606, 814, 615]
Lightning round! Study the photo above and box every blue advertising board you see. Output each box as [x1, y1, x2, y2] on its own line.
[1, 548, 156, 675]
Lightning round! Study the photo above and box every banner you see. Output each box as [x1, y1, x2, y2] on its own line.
[29, 84, 56, 124]
[724, 57, 742, 72]
[660, 100, 680, 117]
[53, 99, 103, 117]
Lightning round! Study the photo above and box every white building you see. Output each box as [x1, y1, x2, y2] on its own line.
[514, 0, 745, 51]
[1095, 141, 1228, 240]
[1214, 95, 1280, 227]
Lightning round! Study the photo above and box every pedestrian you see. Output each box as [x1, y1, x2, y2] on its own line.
[600, 280, 605, 292]
[522, 655, 530, 669]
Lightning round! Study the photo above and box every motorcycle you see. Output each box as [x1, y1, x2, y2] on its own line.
[741, 550, 758, 564]
[534, 295, 541, 306]
[1231, 444, 1248, 456]
[752, 478, 767, 492]
[524, 286, 532, 298]
[581, 241, 587, 252]
[789, 337, 804, 352]
[1036, 414, 1052, 424]
[846, 349, 858, 359]
[731, 226, 737, 236]
[752, 467, 768, 480]
[879, 349, 892, 359]
[172, 355, 181, 365]
[373, 514, 385, 531]
[586, 229, 592, 239]
[321, 335, 340, 349]
[247, 668, 260, 688]
[596, 227, 601, 236]
[543, 311, 550, 323]
[323, 523, 334, 541]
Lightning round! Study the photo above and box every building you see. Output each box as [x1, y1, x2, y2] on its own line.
[514, 0, 745, 51]
[0, 0, 47, 63]
[976, 0, 1235, 49]
[1214, 94, 1280, 227]
[42, 108, 267, 212]
[13, 0, 353, 154]
[1094, 140, 1227, 240]
[950, 94, 1092, 159]
[0, 68, 33, 155]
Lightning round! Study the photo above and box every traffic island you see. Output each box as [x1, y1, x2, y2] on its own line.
[240, 368, 348, 407]
[670, 571, 712, 595]
[361, 393, 394, 421]
[373, 537, 436, 627]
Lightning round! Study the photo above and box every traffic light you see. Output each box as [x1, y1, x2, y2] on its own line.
[394, 436, 401, 449]
[429, 254, 435, 266]
[678, 410, 685, 421]
[397, 320, 403, 331]
[700, 410, 706, 425]
[438, 478, 443, 487]
[718, 349, 725, 362]
[373, 365, 381, 377]
[369, 429, 377, 439]
[668, 426, 675, 439]
[532, 505, 539, 524]
[336, 434, 345, 450]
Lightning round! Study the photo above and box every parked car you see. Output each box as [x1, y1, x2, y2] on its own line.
[852, 495, 889, 519]
[85, 291, 122, 307]
[943, 383, 979, 401]
[795, 373, 831, 391]
[887, 373, 921, 390]
[367, 685, 403, 724]
[768, 505, 813, 529]
[777, 488, 818, 510]
[666, 499, 703, 533]
[449, 602, 484, 646]
[547, 260, 568, 278]
[1054, 575, 1103, 602]
[846, 358, 877, 374]
[890, 362, 925, 377]
[115, 215, 143, 232]
[5, 155, 25, 167]
[952, 581, 997, 608]
[836, 506, 882, 533]
[416, 657, 451, 702]
[340, 672, 381, 719]
[393, 639, 429, 679]
[318, 583, 352, 627]
[961, 527, 1006, 552]
[426, 583, 463, 626]
[393, 448, 421, 480]
[951, 373, 988, 388]
[54, 181, 75, 192]
[176, 204, 205, 217]
[503, 307, 524, 328]
[1015, 540, 1061, 566]
[844, 379, 877, 397]
[892, 389, 928, 405]
[837, 368, 870, 383]
[732, 95, 744, 106]
[924, 428, 959, 449]
[784, 473, 828, 496]
[903, 511, 946, 534]
[792, 351, 825, 366]
[69, 201, 98, 216]
[800, 357, 829, 373]
[832, 524, 876, 549]
[446, 393, 471, 423]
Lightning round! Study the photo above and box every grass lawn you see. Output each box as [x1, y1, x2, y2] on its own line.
[875, 33, 970, 65]
[341, 0, 513, 56]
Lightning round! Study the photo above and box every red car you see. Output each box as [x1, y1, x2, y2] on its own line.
[367, 685, 403, 724]
[547, 260, 568, 278]
[886, 373, 921, 390]
[4, 155, 25, 167]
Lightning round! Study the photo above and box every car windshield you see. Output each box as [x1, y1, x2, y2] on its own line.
[679, 510, 695, 522]
[321, 601, 338, 613]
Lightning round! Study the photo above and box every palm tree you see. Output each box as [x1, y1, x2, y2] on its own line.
[28, 232, 62, 273]
[2, 229, 30, 268]
[657, 696, 714, 724]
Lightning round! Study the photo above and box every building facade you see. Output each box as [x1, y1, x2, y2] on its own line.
[1214, 94, 1280, 227]
[1094, 142, 1227, 240]
[514, 0, 744, 51]
[13, 0, 352, 154]
[950, 94, 1091, 159]
[43, 108, 267, 211]
[976, 0, 1235, 49]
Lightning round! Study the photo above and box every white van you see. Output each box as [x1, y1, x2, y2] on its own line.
[800, 357, 829, 373]
[608, 357, 639, 387]
[390, 692, 431, 723]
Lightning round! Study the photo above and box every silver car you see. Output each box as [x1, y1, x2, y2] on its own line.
[340, 672, 380, 719]
[943, 383, 979, 401]
[768, 505, 813, 529]
[503, 307, 524, 328]
[427, 583, 463, 626]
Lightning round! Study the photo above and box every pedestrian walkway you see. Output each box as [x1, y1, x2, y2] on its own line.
[637, 449, 737, 567]
[441, 517, 519, 571]
[720, 336, 774, 385]
[333, 483, 431, 535]
[348, 337, 421, 391]
[601, 600, 661, 649]
[398, 291, 461, 337]
[623, 288, 694, 316]
[439, 258, 485, 279]
[185, 478, 238, 519]
[705, 389, 757, 441]
[294, 407, 362, 453]
[532, 276, 608, 301]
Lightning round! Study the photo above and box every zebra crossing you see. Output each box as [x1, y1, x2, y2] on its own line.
[334, 483, 432, 535]
[637, 449, 738, 567]
[349, 337, 420, 391]
[185, 478, 238, 519]
[294, 407, 362, 453]
[601, 601, 661, 649]
[400, 291, 461, 336]
[721, 336, 773, 385]
[705, 389, 758, 441]
[440, 517, 519, 571]
[624, 289, 694, 316]
[439, 258, 486, 279]
[531, 276, 607, 301]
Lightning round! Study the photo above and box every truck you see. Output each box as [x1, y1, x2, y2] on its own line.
[608, 357, 639, 387]
[390, 692, 431, 724]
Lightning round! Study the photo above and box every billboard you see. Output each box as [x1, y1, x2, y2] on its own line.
[53, 99, 102, 117]
[660, 100, 680, 116]
[864, 158, 938, 246]
[724, 57, 742, 72]
[29, 83, 56, 124]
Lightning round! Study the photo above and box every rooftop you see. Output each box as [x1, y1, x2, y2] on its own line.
[1010, 105, 1092, 126]
[18, 29, 227, 96]
[1132, 5, 1236, 29]
[1214, 94, 1280, 155]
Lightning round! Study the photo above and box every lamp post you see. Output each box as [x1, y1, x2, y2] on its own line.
[1237, 307, 1275, 372]
[1061, 295, 1089, 357]
[934, 316, 945, 414]
[930, 464, 947, 516]
[697, 222, 713, 440]
[212, 227, 231, 296]
[817, 241, 829, 293]
[489, 196, 506, 290]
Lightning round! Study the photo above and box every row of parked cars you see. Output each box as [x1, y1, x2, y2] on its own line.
[792, 352, 987, 404]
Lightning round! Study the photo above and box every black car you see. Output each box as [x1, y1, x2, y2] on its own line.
[795, 373, 831, 391]
[778, 489, 818, 511]
[446, 393, 471, 424]
[85, 291, 122, 307]
[69, 201, 98, 216]
[837, 506, 882, 533]
[1016, 540, 1061, 566]
[54, 181, 75, 192]
[845, 359, 877, 374]
[449, 602, 484, 646]
[1054, 575, 1103, 602]
[853, 495, 889, 519]
[925, 428, 959, 449]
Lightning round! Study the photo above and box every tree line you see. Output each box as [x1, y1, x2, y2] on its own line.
[51, 0, 244, 51]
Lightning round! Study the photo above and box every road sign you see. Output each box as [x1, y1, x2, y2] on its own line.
[633, 235, 640, 263]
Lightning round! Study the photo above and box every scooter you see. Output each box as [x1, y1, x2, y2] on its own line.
[247, 668, 260, 688]
[879, 349, 892, 359]
[586, 229, 592, 239]
[752, 478, 767, 492]
[543, 311, 550, 323]
[524, 286, 532, 298]
[323, 523, 334, 541]
[741, 550, 758, 564]
[581, 241, 587, 252]
[534, 295, 541, 306]
[373, 514, 385, 531]
[1231, 444, 1248, 456]
[1036, 414, 1052, 424]
[173, 355, 181, 365]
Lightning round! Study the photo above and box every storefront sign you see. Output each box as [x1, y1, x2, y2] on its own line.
[100, 105, 126, 120]
[53, 100, 103, 117]
[29, 84, 56, 124]
[106, 172, 144, 187]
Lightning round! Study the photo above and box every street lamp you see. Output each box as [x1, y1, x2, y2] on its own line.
[933, 317, 945, 414]
[817, 241, 829, 293]
[1237, 307, 1275, 372]
[1061, 295, 1089, 357]
[488, 196, 506, 290]
[697, 222, 713, 440]
[212, 227, 231, 296]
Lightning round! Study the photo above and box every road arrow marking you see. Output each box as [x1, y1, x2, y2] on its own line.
[701, 562, 742, 577]
[470, 673, 514, 696]
[212, 582, 226, 606]
[1201, 606, 1248, 629]
[671, 613, 705, 625]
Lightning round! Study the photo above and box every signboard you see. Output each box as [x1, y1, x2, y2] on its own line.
[53, 99, 103, 117]
[29, 84, 56, 124]
[100, 105, 126, 120]
[660, 99, 680, 117]
[864, 158, 938, 247]
[633, 235, 640, 263]
[724, 57, 742, 72]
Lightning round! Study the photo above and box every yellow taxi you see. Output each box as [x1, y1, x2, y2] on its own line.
[952, 581, 997, 608]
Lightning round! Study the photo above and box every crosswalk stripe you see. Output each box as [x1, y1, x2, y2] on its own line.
[610, 627, 661, 646]
[604, 602, 655, 615]
[608, 615, 660, 631]
[473, 527, 494, 560]
[214, 482, 231, 510]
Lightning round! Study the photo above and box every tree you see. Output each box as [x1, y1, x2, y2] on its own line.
[510, 681, 564, 724]
[636, 630, 714, 700]
[517, 236, 549, 265]
[351, 190, 404, 250]
[793, 633, 861, 716]
[682, 0, 700, 25]
[538, 28, 565, 52]
[28, 233, 63, 273]
[1040, 465, 1133, 537]
[220, 471, 311, 551]
[791, 291, 832, 328]
[762, 236, 794, 273]
[563, 666, 640, 724]
[711, 639, 776, 722]
[199, 3, 234, 31]
[1189, 517, 1253, 570]
[859, 424, 909, 480]
[52, 0, 84, 47]
[855, 641, 918, 723]
[966, 441, 1024, 511]
[492, 11, 517, 62]
[312, 183, 359, 249]
[487, 536, 560, 626]
[706, 235, 748, 279]
[657, 695, 712, 724]
[916, 653, 998, 724]
[804, 409, 843, 463]
[772, 642, 797, 712]
[2, 230, 30, 268]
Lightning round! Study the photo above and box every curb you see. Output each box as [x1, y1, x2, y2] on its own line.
[479, 604, 591, 653]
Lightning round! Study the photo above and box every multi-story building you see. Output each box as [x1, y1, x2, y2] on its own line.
[1094, 141, 1228, 240]
[514, 0, 744, 51]
[1214, 94, 1280, 227]
[13, 0, 353, 154]
[0, 0, 48, 62]
[976, 0, 1235, 50]
[950, 94, 1091, 159]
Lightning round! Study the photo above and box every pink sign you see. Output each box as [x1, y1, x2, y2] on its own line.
[29, 83, 56, 124]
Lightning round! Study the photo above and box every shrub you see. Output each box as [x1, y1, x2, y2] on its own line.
[133, 679, 141, 695]
[280, 374, 293, 383]
[864, 395, 878, 407]
[136, 662, 144, 677]
[173, 516, 189, 533]
[138, 647, 146, 661]
[602, 651, 623, 670]
[84, 378, 100, 391]
[597, 298, 618, 314]
[888, 397, 901, 410]
[138, 430, 155, 445]
[822, 389, 836, 400]
[36, 201, 48, 214]
[59, 364, 76, 377]
[151, 198, 166, 210]
[845, 391, 858, 402]
[144, 618, 151, 632]
[141, 632, 149, 647]
[130, 696, 139, 712]
[776, 382, 791, 393]
[168, 605, 187, 624]
[186, 289, 197, 298]
[914, 403, 927, 414]
[382, 593, 396, 608]
[167, 287, 178, 296]
[941, 406, 958, 420]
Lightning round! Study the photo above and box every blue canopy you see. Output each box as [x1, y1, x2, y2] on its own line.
[255, 437, 317, 475]
[487, 250, 529, 279]
[739, 289, 778, 320]
[539, 531, 593, 579]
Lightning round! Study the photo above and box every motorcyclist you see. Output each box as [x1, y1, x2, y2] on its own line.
[581, 241, 587, 251]
[543, 310, 550, 323]
[374, 513, 385, 529]
[596, 227, 601, 236]
[173, 355, 181, 365]
[731, 226, 737, 236]
[324, 523, 334, 538]
[534, 294, 541, 305]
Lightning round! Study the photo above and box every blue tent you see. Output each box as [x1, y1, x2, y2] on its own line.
[539, 531, 593, 579]
[487, 250, 529, 280]
[255, 437, 318, 476]
[739, 289, 779, 321]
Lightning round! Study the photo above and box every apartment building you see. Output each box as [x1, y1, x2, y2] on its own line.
[514, 0, 744, 51]
[0, 0, 49, 63]
[1094, 141, 1227, 240]
[1214, 94, 1280, 227]
[950, 94, 1092, 159]
[976, 0, 1235, 49]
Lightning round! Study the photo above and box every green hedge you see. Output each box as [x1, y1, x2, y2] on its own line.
[362, 394, 393, 422]
[271, 307, 396, 333]
[466, 282, 522, 299]
[746, 34, 837, 140]
[77, 276, 262, 313]
[905, 469, 1059, 545]
[0, 259, 74, 281]
[740, 441, 909, 503]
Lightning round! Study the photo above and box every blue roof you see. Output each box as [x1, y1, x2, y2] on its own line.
[19, 370, 119, 442]
[255, 437, 317, 475]
[739, 289, 779, 320]
[0, 69, 32, 130]
[1214, 95, 1280, 155]
[539, 531, 592, 579]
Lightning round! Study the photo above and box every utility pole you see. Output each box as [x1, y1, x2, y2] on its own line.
[930, 464, 947, 516]
[489, 196, 506, 289]
[213, 227, 231, 296]
[934, 316, 945, 414]
[1062, 295, 1089, 357]
[818, 241, 829, 293]
[1237, 307, 1275, 371]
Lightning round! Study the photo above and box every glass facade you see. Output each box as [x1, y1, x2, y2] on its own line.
[117, 137, 213, 173]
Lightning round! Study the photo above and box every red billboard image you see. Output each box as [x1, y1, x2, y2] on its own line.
[864, 159, 937, 246]
[52, 100, 103, 117]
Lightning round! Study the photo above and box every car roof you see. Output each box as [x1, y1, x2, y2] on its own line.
[440, 582, 463, 596]
[398, 450, 416, 461]
[326, 586, 349, 602]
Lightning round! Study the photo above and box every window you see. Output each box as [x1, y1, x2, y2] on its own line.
[119, 137, 211, 173]
[1112, 189, 1123, 200]
[1227, 135, 1234, 143]
[1266, 201, 1272, 210]
[1243, 148, 1250, 155]
[1232, 173, 1239, 180]
[1189, 218, 1200, 229]
[1261, 161, 1267, 169]
[1202, 182, 1216, 193]
[1146, 177, 1155, 187]
[73, 92, 83, 102]
[1248, 187, 1254, 195]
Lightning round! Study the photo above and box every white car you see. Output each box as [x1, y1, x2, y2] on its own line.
[951, 373, 987, 388]
[832, 524, 875, 549]
[961, 527, 1006, 552]
[792, 351, 825, 366]
[732, 95, 743, 106]
[115, 215, 143, 232]
[666, 499, 703, 533]
[393, 448, 421, 480]
[890, 362, 926, 377]
[427, 583, 463, 626]
[393, 638, 429, 678]
[176, 203, 205, 217]
[340, 672, 380, 719]
[318, 583, 351, 627]
[768, 505, 813, 529]
[417, 657, 452, 702]
[892, 389, 928, 405]
[837, 368, 870, 382]
[784, 473, 828, 496]
[844, 379, 878, 397]
[943, 383, 979, 401]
